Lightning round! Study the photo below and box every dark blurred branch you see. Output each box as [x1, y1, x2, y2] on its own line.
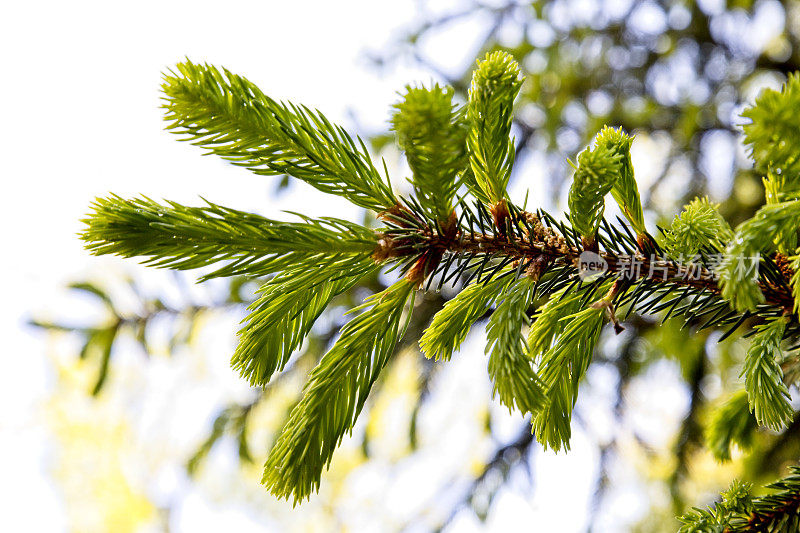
[669, 347, 707, 514]
[435, 424, 536, 532]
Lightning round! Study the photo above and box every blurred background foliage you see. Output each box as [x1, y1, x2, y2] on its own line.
[32, 1, 800, 531]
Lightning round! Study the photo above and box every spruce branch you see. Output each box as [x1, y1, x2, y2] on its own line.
[662, 197, 733, 260]
[567, 137, 622, 248]
[680, 467, 800, 532]
[485, 276, 546, 415]
[262, 280, 416, 503]
[232, 256, 377, 386]
[764, 174, 800, 256]
[527, 286, 584, 358]
[83, 189, 800, 482]
[81, 195, 376, 279]
[391, 84, 467, 225]
[742, 315, 793, 431]
[466, 51, 522, 217]
[742, 72, 800, 188]
[402, 211, 791, 314]
[678, 479, 754, 533]
[419, 271, 514, 362]
[532, 297, 608, 451]
[596, 126, 649, 240]
[735, 466, 800, 531]
[719, 199, 800, 311]
[162, 60, 398, 211]
[79, 56, 800, 509]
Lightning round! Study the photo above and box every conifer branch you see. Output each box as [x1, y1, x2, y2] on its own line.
[81, 195, 376, 279]
[80, 57, 800, 511]
[742, 72, 800, 186]
[162, 60, 398, 211]
[719, 199, 800, 311]
[391, 84, 467, 225]
[527, 286, 583, 358]
[466, 51, 522, 230]
[262, 280, 416, 503]
[376, 208, 795, 314]
[679, 467, 800, 532]
[662, 197, 734, 260]
[232, 256, 377, 386]
[742, 315, 793, 431]
[82, 188, 800, 504]
[599, 127, 647, 239]
[486, 276, 546, 415]
[532, 300, 607, 451]
[419, 271, 513, 361]
[568, 137, 622, 249]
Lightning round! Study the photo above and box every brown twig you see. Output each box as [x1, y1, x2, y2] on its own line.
[372, 210, 796, 312]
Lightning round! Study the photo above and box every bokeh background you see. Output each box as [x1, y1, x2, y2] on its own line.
[3, 0, 800, 531]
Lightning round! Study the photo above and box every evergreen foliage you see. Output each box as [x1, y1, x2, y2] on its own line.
[162, 60, 398, 212]
[662, 197, 733, 260]
[678, 479, 755, 533]
[80, 55, 800, 522]
[764, 173, 800, 256]
[391, 84, 467, 223]
[567, 137, 622, 245]
[82, 195, 375, 280]
[232, 257, 375, 386]
[526, 287, 583, 358]
[532, 303, 606, 451]
[466, 51, 522, 208]
[679, 468, 800, 532]
[742, 73, 800, 187]
[597, 127, 646, 238]
[419, 272, 513, 362]
[486, 276, 546, 415]
[719, 199, 800, 311]
[263, 280, 416, 503]
[743, 316, 793, 431]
